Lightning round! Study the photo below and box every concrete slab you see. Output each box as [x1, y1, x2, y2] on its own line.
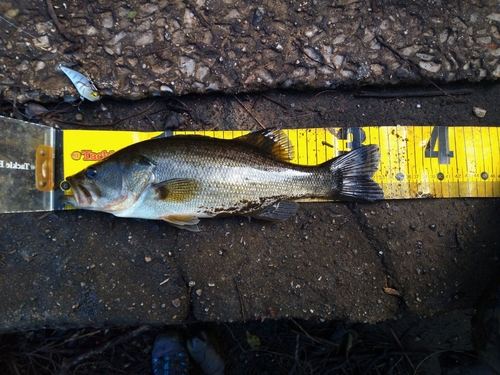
[1, 1, 500, 102]
[1, 83, 499, 331]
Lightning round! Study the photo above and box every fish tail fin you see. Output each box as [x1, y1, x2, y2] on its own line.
[328, 145, 384, 201]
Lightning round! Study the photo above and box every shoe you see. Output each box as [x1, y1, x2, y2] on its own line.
[152, 332, 189, 375]
[187, 331, 225, 375]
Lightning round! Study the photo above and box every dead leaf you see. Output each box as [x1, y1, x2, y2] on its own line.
[246, 331, 261, 348]
[384, 287, 402, 297]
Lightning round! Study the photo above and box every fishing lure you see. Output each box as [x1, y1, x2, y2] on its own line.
[59, 65, 101, 101]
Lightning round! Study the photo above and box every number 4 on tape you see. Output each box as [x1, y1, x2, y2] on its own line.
[425, 126, 454, 164]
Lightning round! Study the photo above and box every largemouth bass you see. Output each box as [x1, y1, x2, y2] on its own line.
[61, 129, 384, 231]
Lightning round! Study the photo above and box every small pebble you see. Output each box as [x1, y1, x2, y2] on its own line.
[164, 113, 186, 129]
[171, 298, 181, 308]
[473, 106, 486, 118]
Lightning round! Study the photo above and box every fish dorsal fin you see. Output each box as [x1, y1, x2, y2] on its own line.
[153, 178, 201, 202]
[236, 129, 294, 161]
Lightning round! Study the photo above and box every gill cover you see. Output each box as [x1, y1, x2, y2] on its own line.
[64, 153, 155, 211]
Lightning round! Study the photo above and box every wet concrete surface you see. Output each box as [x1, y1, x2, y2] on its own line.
[2, 0, 500, 102]
[1, 85, 499, 332]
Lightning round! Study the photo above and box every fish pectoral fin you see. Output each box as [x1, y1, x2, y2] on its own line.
[236, 129, 294, 161]
[153, 178, 201, 202]
[250, 200, 299, 221]
[162, 214, 201, 232]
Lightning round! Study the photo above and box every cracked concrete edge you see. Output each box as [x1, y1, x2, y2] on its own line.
[0, 206, 398, 333]
[1, 1, 500, 103]
[3, 197, 498, 332]
[0, 214, 190, 333]
[350, 199, 500, 317]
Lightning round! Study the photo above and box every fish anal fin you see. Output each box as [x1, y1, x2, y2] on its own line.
[236, 129, 294, 161]
[162, 214, 201, 232]
[154, 178, 200, 202]
[250, 200, 299, 221]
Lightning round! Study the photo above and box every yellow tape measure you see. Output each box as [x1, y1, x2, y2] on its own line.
[62, 126, 500, 200]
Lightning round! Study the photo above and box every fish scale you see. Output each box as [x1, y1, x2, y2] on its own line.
[123, 136, 334, 218]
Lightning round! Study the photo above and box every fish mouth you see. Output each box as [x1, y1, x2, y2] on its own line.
[59, 178, 95, 208]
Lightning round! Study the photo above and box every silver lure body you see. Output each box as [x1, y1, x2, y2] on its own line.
[59, 65, 100, 101]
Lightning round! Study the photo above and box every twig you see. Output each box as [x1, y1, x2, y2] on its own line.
[261, 95, 288, 110]
[314, 90, 341, 98]
[290, 318, 322, 344]
[413, 349, 479, 375]
[375, 36, 465, 103]
[222, 322, 248, 353]
[9, 356, 22, 375]
[166, 97, 191, 113]
[184, 0, 211, 28]
[294, 333, 300, 361]
[337, 220, 348, 231]
[145, 115, 159, 131]
[53, 101, 156, 127]
[233, 277, 247, 323]
[251, 95, 263, 110]
[287, 334, 300, 375]
[389, 326, 415, 371]
[252, 94, 289, 111]
[58, 325, 150, 375]
[290, 329, 339, 347]
[233, 95, 265, 129]
[45, 0, 81, 44]
[60, 330, 103, 346]
[143, 99, 190, 119]
[355, 88, 473, 98]
[36, 212, 51, 220]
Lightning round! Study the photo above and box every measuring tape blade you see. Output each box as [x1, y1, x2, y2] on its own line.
[61, 126, 500, 200]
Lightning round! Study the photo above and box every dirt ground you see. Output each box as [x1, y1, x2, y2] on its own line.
[1, 0, 500, 374]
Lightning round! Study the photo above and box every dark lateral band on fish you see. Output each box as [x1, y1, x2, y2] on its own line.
[60, 129, 384, 231]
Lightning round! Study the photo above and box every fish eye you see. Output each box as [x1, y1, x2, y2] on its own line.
[60, 181, 70, 191]
[92, 92, 99, 97]
[85, 167, 97, 179]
